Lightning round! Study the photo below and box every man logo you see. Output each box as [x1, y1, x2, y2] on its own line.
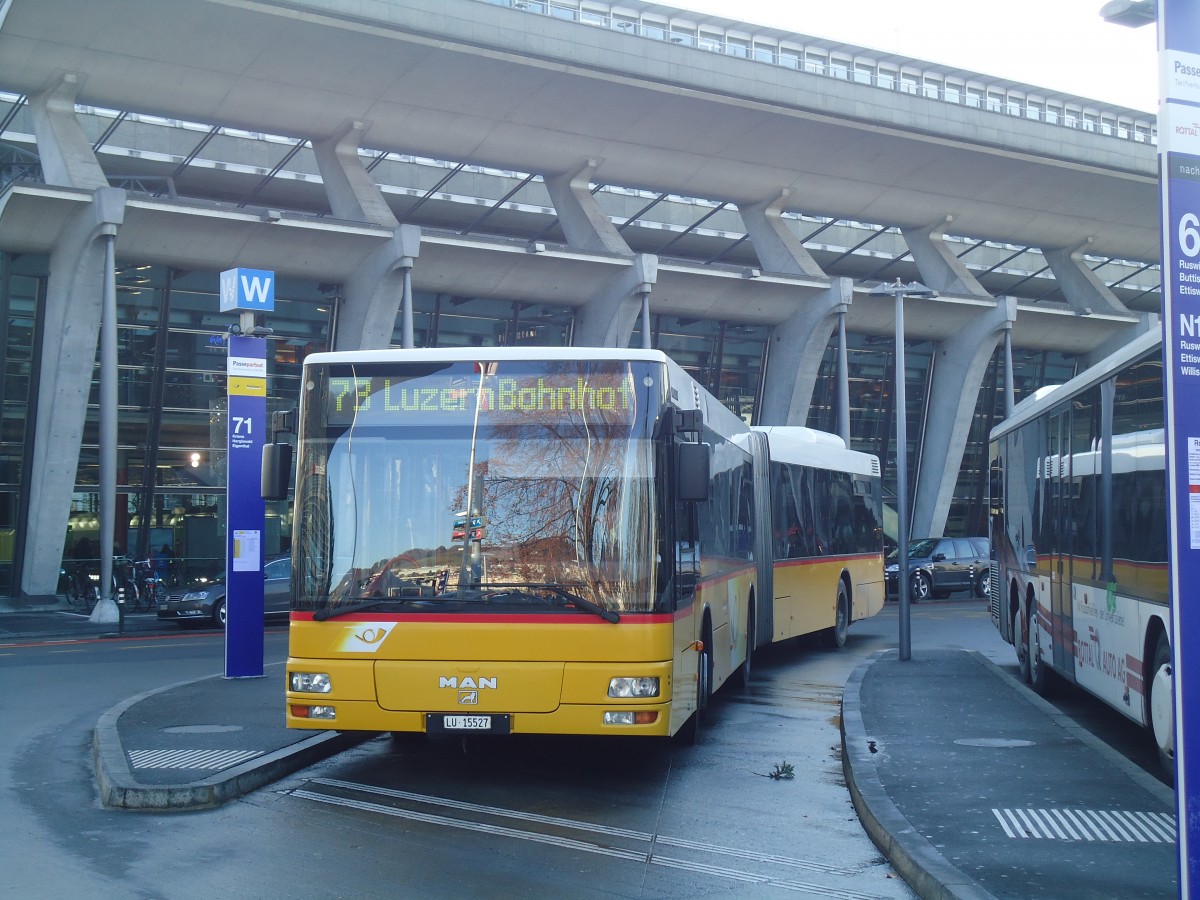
[459, 690, 479, 705]
[438, 676, 497, 689]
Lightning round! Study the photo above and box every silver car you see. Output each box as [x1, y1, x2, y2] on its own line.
[157, 554, 292, 628]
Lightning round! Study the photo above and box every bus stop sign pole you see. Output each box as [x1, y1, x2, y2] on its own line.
[1158, 1, 1200, 891]
[220, 267, 273, 679]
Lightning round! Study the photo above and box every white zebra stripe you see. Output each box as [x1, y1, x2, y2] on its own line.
[992, 808, 1176, 843]
[127, 748, 263, 770]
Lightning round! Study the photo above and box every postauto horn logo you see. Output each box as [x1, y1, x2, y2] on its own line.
[337, 623, 396, 652]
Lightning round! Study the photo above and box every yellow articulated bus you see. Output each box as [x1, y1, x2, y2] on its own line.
[266, 347, 883, 742]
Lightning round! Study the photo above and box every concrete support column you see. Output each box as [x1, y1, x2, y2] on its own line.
[758, 278, 852, 425]
[910, 296, 1018, 539]
[1043, 239, 1132, 317]
[836, 307, 851, 443]
[901, 217, 991, 297]
[1003, 326, 1015, 419]
[543, 159, 631, 256]
[21, 187, 126, 598]
[572, 254, 657, 348]
[28, 74, 109, 189]
[312, 120, 400, 227]
[738, 189, 826, 278]
[334, 224, 422, 350]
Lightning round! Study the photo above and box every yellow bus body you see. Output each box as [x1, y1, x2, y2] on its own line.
[287, 566, 755, 737]
[770, 554, 884, 642]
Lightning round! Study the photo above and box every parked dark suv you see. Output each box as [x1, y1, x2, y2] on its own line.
[885, 537, 990, 601]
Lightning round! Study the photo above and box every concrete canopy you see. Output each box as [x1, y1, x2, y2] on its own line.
[0, 0, 1159, 263]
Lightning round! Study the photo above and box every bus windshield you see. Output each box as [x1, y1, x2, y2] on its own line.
[293, 359, 664, 616]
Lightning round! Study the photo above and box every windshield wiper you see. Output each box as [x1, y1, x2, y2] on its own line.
[548, 585, 620, 624]
[482, 582, 619, 624]
[313, 599, 395, 621]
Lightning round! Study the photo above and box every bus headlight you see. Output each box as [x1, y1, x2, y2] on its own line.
[292, 705, 336, 720]
[608, 676, 660, 698]
[290, 672, 332, 693]
[603, 711, 659, 725]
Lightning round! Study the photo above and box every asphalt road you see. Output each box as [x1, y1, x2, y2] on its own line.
[0, 600, 1169, 898]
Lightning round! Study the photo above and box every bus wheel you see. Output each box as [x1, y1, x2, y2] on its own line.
[1028, 604, 1050, 695]
[677, 640, 711, 746]
[698, 636, 713, 722]
[1149, 632, 1175, 782]
[827, 581, 849, 649]
[1014, 605, 1030, 684]
[734, 605, 754, 689]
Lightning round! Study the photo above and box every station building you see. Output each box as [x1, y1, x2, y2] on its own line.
[0, 0, 1161, 600]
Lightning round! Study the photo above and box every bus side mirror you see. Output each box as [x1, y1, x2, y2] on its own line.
[676, 442, 710, 502]
[262, 443, 293, 501]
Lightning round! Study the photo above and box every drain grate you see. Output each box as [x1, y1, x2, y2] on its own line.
[992, 807, 1175, 843]
[127, 748, 263, 770]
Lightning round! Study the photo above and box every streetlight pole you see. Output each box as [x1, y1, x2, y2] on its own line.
[869, 279, 935, 660]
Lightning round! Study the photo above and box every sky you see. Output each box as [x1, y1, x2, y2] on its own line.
[668, 0, 1159, 113]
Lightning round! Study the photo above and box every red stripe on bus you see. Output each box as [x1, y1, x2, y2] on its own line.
[773, 552, 879, 569]
[290, 611, 676, 625]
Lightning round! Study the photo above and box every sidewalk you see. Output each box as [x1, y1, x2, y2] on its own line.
[93, 671, 370, 810]
[0, 602, 371, 811]
[3, 605, 1181, 897]
[843, 649, 1178, 900]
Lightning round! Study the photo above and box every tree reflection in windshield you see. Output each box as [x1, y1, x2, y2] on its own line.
[297, 360, 661, 615]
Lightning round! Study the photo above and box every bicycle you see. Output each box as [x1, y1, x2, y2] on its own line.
[65, 563, 97, 613]
[133, 559, 166, 610]
[112, 556, 142, 611]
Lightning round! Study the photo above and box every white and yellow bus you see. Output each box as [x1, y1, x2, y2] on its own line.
[988, 329, 1172, 775]
[270, 347, 883, 741]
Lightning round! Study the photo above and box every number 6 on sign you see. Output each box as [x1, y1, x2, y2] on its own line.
[1180, 212, 1200, 257]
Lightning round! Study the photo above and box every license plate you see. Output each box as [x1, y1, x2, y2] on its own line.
[445, 715, 490, 730]
[426, 713, 511, 735]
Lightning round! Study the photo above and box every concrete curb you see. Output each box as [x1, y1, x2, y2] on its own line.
[841, 650, 997, 900]
[93, 673, 374, 811]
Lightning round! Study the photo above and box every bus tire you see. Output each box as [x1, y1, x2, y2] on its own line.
[1014, 603, 1030, 684]
[734, 602, 754, 689]
[698, 628, 713, 722]
[677, 639, 711, 746]
[1028, 602, 1050, 696]
[1149, 631, 1175, 782]
[826, 580, 849, 649]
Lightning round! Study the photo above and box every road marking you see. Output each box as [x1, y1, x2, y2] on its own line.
[992, 808, 1176, 842]
[296, 779, 879, 898]
[312, 778, 858, 875]
[127, 748, 263, 770]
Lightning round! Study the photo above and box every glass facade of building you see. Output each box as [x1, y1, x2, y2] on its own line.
[0, 250, 1080, 594]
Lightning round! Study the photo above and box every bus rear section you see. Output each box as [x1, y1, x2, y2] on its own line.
[280, 349, 755, 739]
[752, 426, 885, 648]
